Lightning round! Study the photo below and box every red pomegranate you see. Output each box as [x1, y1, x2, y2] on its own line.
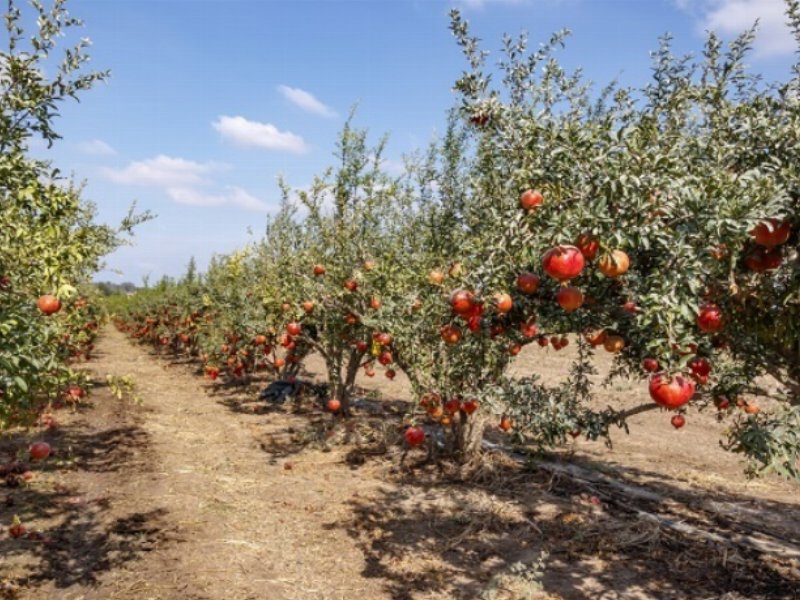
[494, 292, 513, 314]
[670, 414, 686, 429]
[37, 294, 61, 315]
[696, 303, 724, 333]
[449, 289, 475, 316]
[649, 374, 696, 410]
[404, 426, 425, 447]
[519, 321, 538, 338]
[688, 357, 711, 377]
[750, 218, 791, 247]
[642, 358, 659, 373]
[462, 400, 478, 414]
[745, 247, 782, 272]
[516, 272, 541, 295]
[576, 234, 599, 261]
[519, 189, 544, 210]
[542, 245, 585, 281]
[444, 399, 461, 414]
[440, 324, 462, 345]
[556, 286, 584, 312]
[29, 442, 51, 461]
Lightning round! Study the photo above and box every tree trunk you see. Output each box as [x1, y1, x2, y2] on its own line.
[323, 347, 361, 416]
[455, 412, 486, 464]
[324, 354, 352, 417]
[337, 350, 361, 416]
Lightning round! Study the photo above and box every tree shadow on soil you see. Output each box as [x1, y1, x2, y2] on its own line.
[0, 502, 173, 589]
[197, 364, 412, 463]
[3, 395, 152, 477]
[556, 453, 800, 548]
[321, 455, 800, 600]
[0, 390, 178, 594]
[143, 348, 391, 476]
[58, 424, 150, 474]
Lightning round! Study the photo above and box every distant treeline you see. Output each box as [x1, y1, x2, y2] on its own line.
[94, 281, 138, 296]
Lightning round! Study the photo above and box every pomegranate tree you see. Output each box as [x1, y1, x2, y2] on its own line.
[445, 6, 800, 477]
[251, 122, 414, 415]
[0, 0, 149, 426]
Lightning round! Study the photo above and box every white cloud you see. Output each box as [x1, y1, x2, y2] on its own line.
[677, 0, 797, 57]
[102, 155, 227, 187]
[167, 186, 272, 213]
[212, 115, 308, 153]
[102, 155, 267, 213]
[277, 85, 337, 118]
[77, 139, 116, 156]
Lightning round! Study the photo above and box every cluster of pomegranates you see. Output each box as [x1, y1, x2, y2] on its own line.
[635, 303, 725, 427]
[646, 217, 792, 427]
[201, 328, 289, 380]
[368, 332, 395, 377]
[418, 392, 479, 424]
[745, 218, 792, 272]
[408, 388, 517, 437]
[437, 190, 633, 350]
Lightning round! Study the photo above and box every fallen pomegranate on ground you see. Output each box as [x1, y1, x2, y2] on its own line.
[404, 426, 425, 447]
[29, 442, 51, 461]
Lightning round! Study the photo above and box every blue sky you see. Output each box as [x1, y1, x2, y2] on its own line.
[24, 0, 798, 283]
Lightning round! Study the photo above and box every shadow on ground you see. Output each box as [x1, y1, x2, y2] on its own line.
[0, 502, 171, 589]
[323, 456, 800, 600]
[193, 360, 412, 463]
[0, 386, 178, 595]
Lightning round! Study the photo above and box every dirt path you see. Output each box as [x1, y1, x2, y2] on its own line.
[5, 326, 391, 600]
[3, 327, 799, 600]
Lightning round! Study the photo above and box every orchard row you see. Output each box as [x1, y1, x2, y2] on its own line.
[114, 9, 800, 478]
[1, 1, 149, 428]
